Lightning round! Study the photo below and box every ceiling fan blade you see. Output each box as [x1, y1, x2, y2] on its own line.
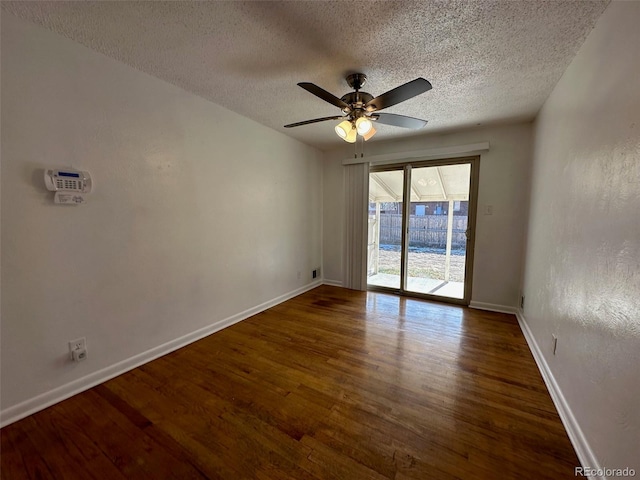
[284, 115, 344, 128]
[298, 82, 350, 110]
[371, 113, 428, 129]
[365, 78, 432, 112]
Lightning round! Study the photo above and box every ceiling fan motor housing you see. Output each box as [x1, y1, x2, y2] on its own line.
[340, 91, 374, 116]
[346, 73, 367, 90]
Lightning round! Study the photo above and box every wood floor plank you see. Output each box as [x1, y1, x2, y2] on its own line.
[1, 423, 55, 480]
[1, 286, 580, 479]
[23, 410, 125, 480]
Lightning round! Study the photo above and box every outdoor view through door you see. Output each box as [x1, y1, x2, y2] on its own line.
[367, 160, 475, 302]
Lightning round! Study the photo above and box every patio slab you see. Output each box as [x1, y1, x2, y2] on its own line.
[368, 273, 464, 299]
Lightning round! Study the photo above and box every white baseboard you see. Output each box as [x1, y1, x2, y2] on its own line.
[0, 280, 323, 428]
[322, 279, 343, 287]
[469, 301, 518, 314]
[516, 310, 603, 480]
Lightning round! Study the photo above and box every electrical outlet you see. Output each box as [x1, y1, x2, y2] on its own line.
[297, 271, 301, 280]
[72, 348, 87, 362]
[552, 334, 558, 355]
[69, 337, 87, 361]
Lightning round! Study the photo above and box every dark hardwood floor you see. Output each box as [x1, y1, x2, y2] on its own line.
[1, 285, 579, 479]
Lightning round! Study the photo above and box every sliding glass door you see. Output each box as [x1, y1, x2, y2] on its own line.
[367, 158, 478, 304]
[367, 169, 403, 289]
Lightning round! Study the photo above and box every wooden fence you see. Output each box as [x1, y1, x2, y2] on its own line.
[376, 214, 467, 249]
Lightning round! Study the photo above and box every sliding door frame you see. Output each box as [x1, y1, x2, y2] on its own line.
[367, 156, 480, 306]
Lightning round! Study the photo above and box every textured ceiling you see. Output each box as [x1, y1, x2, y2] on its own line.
[2, 0, 609, 151]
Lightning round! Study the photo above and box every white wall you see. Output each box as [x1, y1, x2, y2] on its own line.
[1, 14, 323, 422]
[323, 123, 532, 309]
[522, 0, 640, 472]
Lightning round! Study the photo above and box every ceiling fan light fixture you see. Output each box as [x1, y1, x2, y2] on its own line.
[355, 116, 373, 135]
[362, 125, 377, 141]
[345, 124, 357, 143]
[335, 120, 352, 139]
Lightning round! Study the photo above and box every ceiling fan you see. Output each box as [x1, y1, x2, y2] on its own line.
[284, 73, 432, 142]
